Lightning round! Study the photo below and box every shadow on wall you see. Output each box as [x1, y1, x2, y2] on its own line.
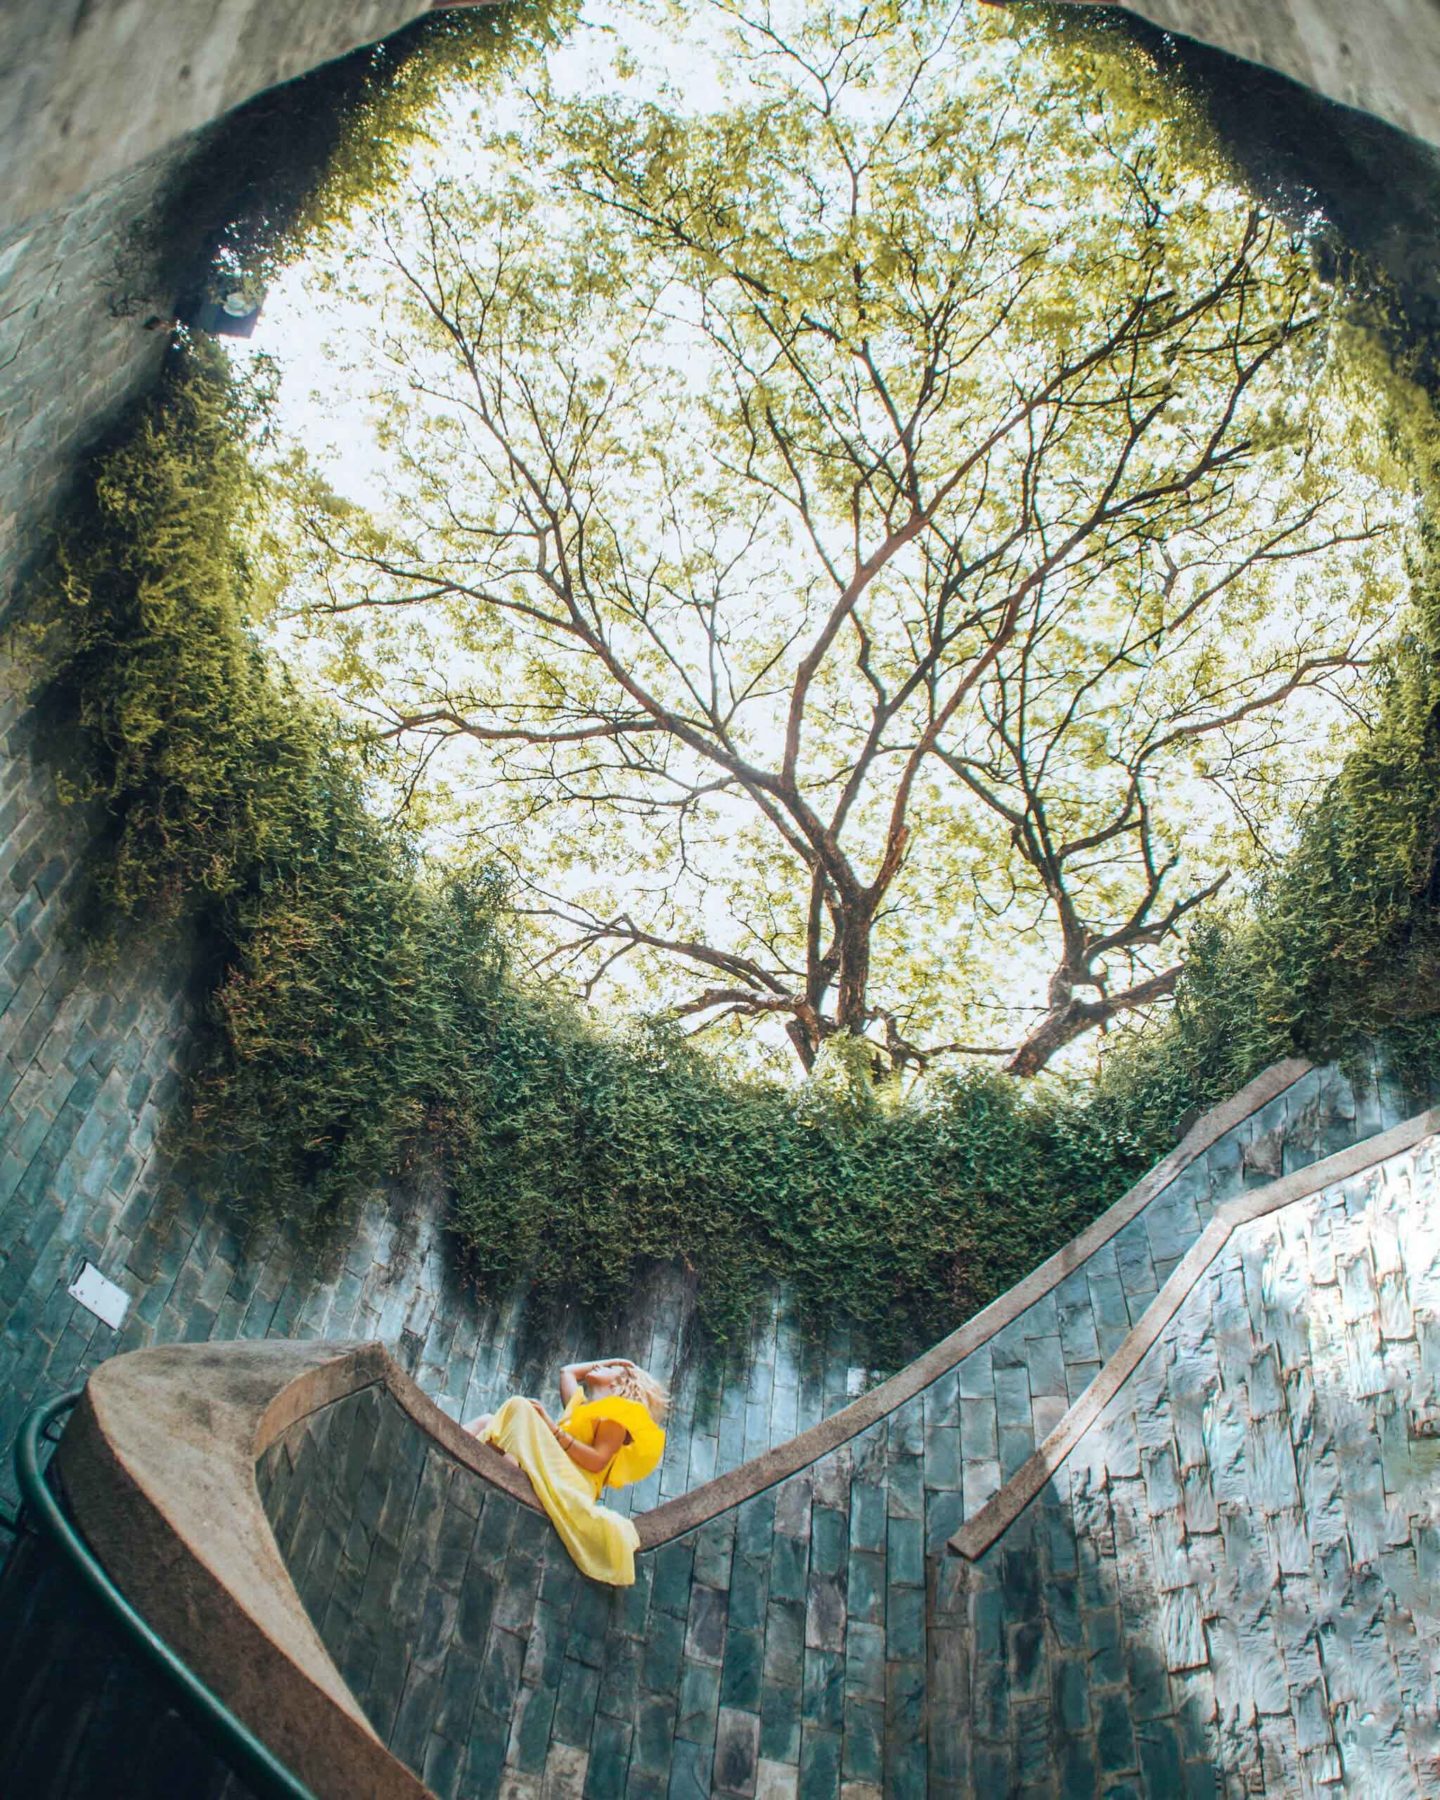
[1122, 16, 1440, 391]
[931, 1492, 1219, 1795]
[0, 1529, 251, 1800]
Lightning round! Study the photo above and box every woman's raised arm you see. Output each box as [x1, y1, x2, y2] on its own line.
[558, 1360, 600, 1407]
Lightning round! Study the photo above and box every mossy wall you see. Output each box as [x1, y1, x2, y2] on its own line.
[245, 1087, 1434, 1800]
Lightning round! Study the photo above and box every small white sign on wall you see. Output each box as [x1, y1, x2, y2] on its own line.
[68, 1260, 132, 1331]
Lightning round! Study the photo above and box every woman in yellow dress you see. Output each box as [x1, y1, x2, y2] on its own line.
[464, 1357, 668, 1587]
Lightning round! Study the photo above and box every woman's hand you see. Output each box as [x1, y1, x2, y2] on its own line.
[559, 1359, 606, 1406]
[528, 1399, 555, 1429]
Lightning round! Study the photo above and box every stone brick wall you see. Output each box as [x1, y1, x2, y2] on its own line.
[260, 1377, 944, 1799]
[0, 119, 199, 1495]
[0, 1008, 1393, 1556]
[0, 1526, 253, 1800]
[252, 1062, 1423, 1799]
[0, 664, 197, 1521]
[0, 145, 178, 591]
[3, 9, 1438, 1790]
[937, 1131, 1440, 1797]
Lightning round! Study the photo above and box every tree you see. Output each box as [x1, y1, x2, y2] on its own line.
[275, 0, 1404, 1076]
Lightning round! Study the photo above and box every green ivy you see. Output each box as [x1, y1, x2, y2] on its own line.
[25, 340, 1440, 1364]
[146, 1, 574, 308]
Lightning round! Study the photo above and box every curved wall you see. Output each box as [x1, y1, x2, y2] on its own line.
[0, 1070, 1432, 1797]
[5, 0, 1440, 1561]
[3, 8, 1440, 1795]
[1, 0, 430, 244]
[244, 1070, 1433, 1798]
[938, 1127, 1440, 1795]
[1087, 1, 1440, 151]
[0, 1527, 256, 1800]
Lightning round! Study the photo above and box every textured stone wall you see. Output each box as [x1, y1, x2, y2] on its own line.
[4, 0, 1437, 1574]
[261, 1378, 943, 1799]
[0, 1038, 1390, 1551]
[0, 1526, 253, 1800]
[0, 147, 178, 588]
[0, 126, 201, 1509]
[936, 1131, 1440, 1798]
[0, 668, 196, 1521]
[3, 0, 429, 244]
[1087, 1, 1440, 151]
[3, 13, 1440, 1791]
[252, 1063, 1422, 1799]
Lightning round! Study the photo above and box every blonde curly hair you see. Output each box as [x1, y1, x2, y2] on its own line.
[611, 1362, 671, 1423]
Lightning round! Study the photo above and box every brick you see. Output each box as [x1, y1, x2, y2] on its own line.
[769, 1530, 808, 1604]
[651, 1539, 696, 1617]
[641, 1607, 686, 1697]
[666, 1738, 713, 1800]
[585, 1715, 632, 1800]
[848, 1483, 886, 1555]
[801, 1647, 843, 1732]
[504, 1677, 554, 1778]
[629, 1691, 677, 1781]
[753, 1759, 799, 1800]
[675, 1661, 721, 1745]
[798, 1725, 841, 1798]
[759, 1677, 801, 1766]
[713, 1707, 761, 1799]
[685, 1583, 728, 1666]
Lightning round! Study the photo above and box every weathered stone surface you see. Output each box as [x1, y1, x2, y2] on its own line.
[198, 1096, 1440, 1797]
[3, 0, 436, 244]
[1072, 0, 1440, 153]
[939, 1132, 1440, 1797]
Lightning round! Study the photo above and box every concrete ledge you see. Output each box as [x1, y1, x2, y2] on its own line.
[57, 1339, 432, 1800]
[949, 1106, 1440, 1561]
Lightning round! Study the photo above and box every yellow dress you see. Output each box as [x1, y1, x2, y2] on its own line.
[481, 1394, 664, 1587]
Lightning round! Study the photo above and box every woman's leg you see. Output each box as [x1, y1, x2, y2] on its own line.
[464, 1408, 522, 1467]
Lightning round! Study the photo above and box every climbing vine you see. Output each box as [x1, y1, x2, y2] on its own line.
[145, 0, 574, 310]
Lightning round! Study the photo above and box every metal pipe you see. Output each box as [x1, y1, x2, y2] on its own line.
[14, 1390, 317, 1800]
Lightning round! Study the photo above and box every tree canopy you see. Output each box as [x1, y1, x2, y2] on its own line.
[269, 0, 1410, 1078]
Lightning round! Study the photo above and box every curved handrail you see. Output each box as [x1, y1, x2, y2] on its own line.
[14, 1389, 317, 1800]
